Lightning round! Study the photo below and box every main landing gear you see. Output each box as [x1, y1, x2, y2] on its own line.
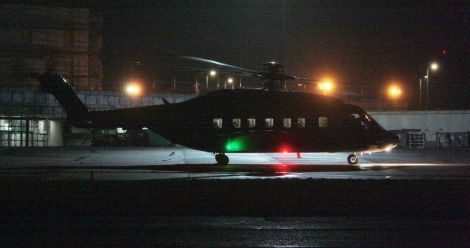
[347, 154, 358, 165]
[215, 153, 229, 165]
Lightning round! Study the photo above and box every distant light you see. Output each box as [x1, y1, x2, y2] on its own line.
[387, 85, 402, 98]
[209, 70, 217, 76]
[430, 62, 439, 71]
[125, 82, 142, 97]
[318, 80, 334, 95]
[227, 77, 234, 84]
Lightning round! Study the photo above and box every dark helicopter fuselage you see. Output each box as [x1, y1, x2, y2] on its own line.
[89, 89, 398, 154]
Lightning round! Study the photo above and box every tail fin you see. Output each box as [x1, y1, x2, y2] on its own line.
[39, 73, 90, 124]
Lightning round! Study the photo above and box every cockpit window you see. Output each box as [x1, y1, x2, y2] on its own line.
[346, 113, 370, 130]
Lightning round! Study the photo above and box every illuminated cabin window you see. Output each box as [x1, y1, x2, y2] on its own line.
[213, 118, 222, 128]
[265, 118, 274, 128]
[297, 118, 305, 128]
[247, 118, 256, 128]
[232, 118, 241, 128]
[283, 118, 292, 128]
[319, 117, 328, 128]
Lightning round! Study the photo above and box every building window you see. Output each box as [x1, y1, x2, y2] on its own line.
[297, 118, 305, 128]
[319, 117, 328, 128]
[213, 118, 222, 128]
[232, 118, 241, 128]
[283, 118, 291, 128]
[247, 118, 256, 128]
[265, 118, 274, 128]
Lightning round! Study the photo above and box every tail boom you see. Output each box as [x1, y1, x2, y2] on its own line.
[39, 73, 90, 125]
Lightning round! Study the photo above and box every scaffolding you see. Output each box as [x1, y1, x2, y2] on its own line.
[0, 3, 103, 91]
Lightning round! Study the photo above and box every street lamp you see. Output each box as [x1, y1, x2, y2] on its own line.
[424, 62, 439, 109]
[206, 70, 217, 89]
[226, 77, 234, 89]
[387, 84, 402, 109]
[125, 81, 142, 97]
[318, 80, 334, 95]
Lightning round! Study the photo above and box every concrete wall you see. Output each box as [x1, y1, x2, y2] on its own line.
[369, 110, 470, 141]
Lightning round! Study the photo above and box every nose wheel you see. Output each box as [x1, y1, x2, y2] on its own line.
[215, 153, 229, 165]
[347, 154, 358, 165]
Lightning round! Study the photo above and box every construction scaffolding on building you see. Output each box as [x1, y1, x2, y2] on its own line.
[0, 3, 102, 91]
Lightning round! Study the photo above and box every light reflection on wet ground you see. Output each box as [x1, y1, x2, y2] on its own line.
[1, 147, 470, 180]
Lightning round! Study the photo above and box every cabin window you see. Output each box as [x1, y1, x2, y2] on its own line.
[318, 117, 328, 128]
[283, 118, 292, 128]
[247, 118, 256, 128]
[265, 118, 274, 128]
[297, 118, 305, 128]
[232, 118, 241, 128]
[213, 118, 222, 128]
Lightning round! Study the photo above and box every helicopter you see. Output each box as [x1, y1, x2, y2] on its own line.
[39, 56, 399, 165]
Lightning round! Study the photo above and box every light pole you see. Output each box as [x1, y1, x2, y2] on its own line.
[419, 77, 422, 109]
[226, 77, 234, 89]
[387, 84, 402, 110]
[206, 70, 217, 90]
[425, 62, 439, 109]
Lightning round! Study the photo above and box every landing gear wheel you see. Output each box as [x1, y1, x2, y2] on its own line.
[215, 153, 229, 165]
[347, 154, 358, 165]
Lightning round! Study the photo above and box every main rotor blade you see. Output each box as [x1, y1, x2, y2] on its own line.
[181, 56, 260, 77]
[174, 65, 259, 78]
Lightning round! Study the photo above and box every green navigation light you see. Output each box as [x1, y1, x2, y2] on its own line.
[225, 139, 244, 152]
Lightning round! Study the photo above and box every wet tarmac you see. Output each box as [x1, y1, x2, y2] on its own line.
[2, 147, 470, 246]
[2, 216, 469, 247]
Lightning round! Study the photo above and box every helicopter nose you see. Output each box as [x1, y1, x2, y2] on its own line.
[380, 132, 399, 151]
[375, 132, 399, 151]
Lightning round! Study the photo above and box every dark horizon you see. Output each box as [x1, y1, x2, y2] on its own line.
[4, 0, 470, 108]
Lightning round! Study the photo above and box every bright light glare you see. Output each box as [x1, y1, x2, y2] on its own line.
[318, 81, 334, 94]
[388, 85, 401, 98]
[125, 82, 142, 97]
[227, 77, 234, 83]
[209, 70, 217, 76]
[430, 62, 439, 71]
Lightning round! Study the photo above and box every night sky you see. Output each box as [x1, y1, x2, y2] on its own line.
[7, 1, 470, 108]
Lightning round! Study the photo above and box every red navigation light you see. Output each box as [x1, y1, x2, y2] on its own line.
[280, 145, 292, 155]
